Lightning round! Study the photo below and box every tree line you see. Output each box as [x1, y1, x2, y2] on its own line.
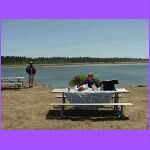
[1, 56, 148, 65]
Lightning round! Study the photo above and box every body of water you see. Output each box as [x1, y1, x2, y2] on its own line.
[2, 64, 148, 87]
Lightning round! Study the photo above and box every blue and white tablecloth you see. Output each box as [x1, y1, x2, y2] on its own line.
[64, 88, 114, 110]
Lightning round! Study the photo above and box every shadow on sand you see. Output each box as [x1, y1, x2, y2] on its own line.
[1, 86, 30, 91]
[46, 109, 129, 121]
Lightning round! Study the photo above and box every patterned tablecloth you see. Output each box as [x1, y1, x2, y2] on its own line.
[64, 88, 114, 110]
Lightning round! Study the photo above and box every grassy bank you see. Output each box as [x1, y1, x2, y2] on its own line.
[2, 83, 148, 130]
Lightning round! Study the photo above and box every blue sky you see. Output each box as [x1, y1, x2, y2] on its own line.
[2, 19, 149, 58]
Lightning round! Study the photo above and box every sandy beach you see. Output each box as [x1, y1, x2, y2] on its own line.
[1, 83, 148, 130]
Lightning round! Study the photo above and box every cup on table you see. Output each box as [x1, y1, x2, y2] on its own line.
[74, 85, 78, 91]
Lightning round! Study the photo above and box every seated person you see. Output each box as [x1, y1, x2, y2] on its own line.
[78, 73, 101, 91]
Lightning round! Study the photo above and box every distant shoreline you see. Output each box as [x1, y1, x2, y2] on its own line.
[2, 62, 148, 68]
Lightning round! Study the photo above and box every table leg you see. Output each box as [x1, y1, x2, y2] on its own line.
[60, 106, 64, 118]
[113, 105, 127, 120]
[113, 93, 127, 119]
[113, 93, 118, 111]
[17, 79, 21, 88]
[121, 105, 124, 117]
[60, 92, 65, 118]
[62, 92, 66, 103]
[115, 93, 118, 103]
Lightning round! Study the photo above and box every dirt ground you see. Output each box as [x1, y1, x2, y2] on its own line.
[1, 83, 148, 130]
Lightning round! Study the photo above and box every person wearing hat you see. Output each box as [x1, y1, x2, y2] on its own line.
[26, 61, 36, 87]
[78, 72, 101, 91]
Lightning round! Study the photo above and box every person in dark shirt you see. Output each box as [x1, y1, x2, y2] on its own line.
[78, 73, 101, 91]
[26, 61, 36, 87]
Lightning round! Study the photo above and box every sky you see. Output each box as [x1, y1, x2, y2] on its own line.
[2, 19, 149, 58]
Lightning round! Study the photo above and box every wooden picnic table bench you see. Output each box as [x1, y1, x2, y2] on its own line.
[2, 77, 25, 88]
[49, 102, 132, 119]
[51, 88, 132, 119]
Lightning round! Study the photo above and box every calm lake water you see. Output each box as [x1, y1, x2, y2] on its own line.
[2, 64, 148, 87]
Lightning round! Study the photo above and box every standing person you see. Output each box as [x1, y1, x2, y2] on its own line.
[26, 61, 36, 88]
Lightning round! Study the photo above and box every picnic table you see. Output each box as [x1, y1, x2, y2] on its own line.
[2, 77, 24, 88]
[51, 88, 132, 119]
